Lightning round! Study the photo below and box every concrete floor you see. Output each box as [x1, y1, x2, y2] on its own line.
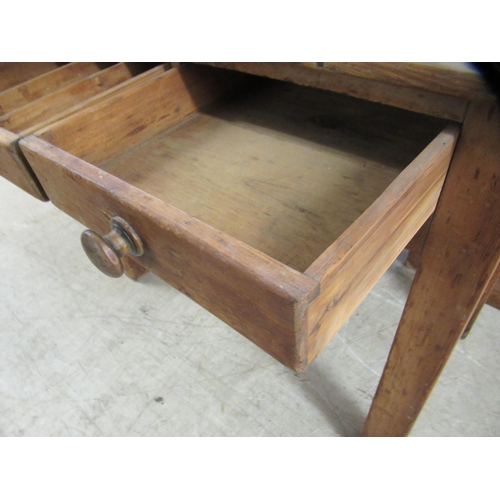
[1, 176, 499, 436]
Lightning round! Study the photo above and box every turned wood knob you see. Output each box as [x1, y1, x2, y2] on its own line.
[81, 217, 144, 278]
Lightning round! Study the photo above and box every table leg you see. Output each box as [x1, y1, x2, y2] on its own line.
[362, 100, 500, 437]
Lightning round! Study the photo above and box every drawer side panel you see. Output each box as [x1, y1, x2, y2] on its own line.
[305, 125, 460, 363]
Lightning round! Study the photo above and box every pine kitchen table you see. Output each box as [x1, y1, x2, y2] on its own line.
[2, 62, 499, 436]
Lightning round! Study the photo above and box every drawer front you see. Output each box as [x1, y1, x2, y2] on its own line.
[20, 136, 318, 371]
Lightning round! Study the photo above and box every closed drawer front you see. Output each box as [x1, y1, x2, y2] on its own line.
[0, 62, 168, 200]
[20, 64, 460, 371]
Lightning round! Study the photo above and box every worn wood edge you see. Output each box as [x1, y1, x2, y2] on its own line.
[300, 62, 491, 100]
[199, 63, 469, 122]
[0, 127, 47, 200]
[0, 62, 105, 116]
[20, 135, 320, 370]
[20, 64, 172, 138]
[303, 125, 460, 360]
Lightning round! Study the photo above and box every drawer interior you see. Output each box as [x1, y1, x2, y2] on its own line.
[34, 64, 448, 272]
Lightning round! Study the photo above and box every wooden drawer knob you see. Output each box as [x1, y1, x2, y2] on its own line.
[81, 217, 144, 278]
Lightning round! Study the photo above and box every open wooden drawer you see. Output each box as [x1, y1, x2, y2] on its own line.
[0, 62, 166, 200]
[19, 63, 460, 371]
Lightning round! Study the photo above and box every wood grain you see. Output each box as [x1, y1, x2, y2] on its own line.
[362, 100, 500, 436]
[305, 125, 459, 362]
[20, 135, 319, 370]
[0, 64, 168, 200]
[35, 64, 246, 167]
[20, 64, 171, 137]
[0, 63, 62, 92]
[0, 63, 138, 134]
[201, 62, 470, 121]
[0, 62, 109, 115]
[300, 62, 489, 100]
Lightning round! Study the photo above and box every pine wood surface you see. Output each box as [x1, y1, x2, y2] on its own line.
[0, 63, 140, 134]
[20, 64, 171, 138]
[0, 63, 63, 92]
[35, 65, 246, 167]
[0, 62, 110, 115]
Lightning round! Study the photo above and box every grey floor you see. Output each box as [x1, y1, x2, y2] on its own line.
[1, 176, 499, 437]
